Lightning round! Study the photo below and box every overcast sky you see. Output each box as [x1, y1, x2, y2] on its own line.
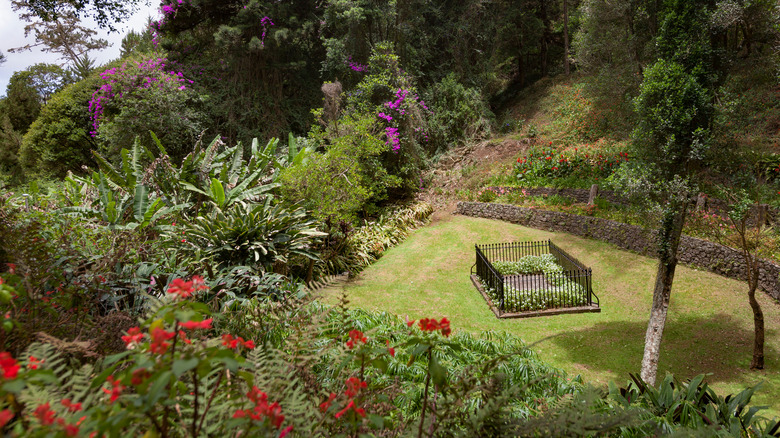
[0, 1, 159, 95]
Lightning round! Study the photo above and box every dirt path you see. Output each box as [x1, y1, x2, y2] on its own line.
[415, 137, 540, 216]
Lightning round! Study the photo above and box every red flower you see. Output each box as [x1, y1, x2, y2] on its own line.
[177, 330, 192, 345]
[344, 377, 367, 398]
[280, 425, 294, 438]
[346, 329, 367, 349]
[0, 352, 20, 380]
[61, 399, 82, 412]
[121, 327, 144, 347]
[180, 318, 213, 330]
[28, 356, 42, 370]
[6, 263, 16, 274]
[0, 409, 13, 428]
[131, 368, 151, 386]
[61, 422, 79, 437]
[149, 328, 175, 355]
[234, 387, 285, 429]
[167, 278, 194, 299]
[320, 393, 337, 412]
[418, 317, 451, 337]
[386, 340, 395, 357]
[335, 400, 366, 418]
[191, 275, 209, 291]
[34, 403, 56, 426]
[103, 375, 124, 403]
[222, 334, 255, 350]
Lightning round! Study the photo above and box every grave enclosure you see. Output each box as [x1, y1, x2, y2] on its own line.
[471, 240, 600, 318]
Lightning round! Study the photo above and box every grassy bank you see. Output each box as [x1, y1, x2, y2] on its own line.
[322, 214, 780, 415]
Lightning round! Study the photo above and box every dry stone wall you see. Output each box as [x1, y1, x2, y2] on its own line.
[457, 201, 780, 301]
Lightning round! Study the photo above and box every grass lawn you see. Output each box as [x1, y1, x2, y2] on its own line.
[321, 213, 780, 415]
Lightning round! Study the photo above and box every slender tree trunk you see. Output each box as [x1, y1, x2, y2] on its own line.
[640, 198, 690, 385]
[739, 224, 765, 370]
[563, 0, 569, 75]
[747, 268, 765, 369]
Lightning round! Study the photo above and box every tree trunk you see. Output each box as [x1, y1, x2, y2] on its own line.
[747, 267, 765, 370]
[640, 199, 689, 385]
[563, 0, 569, 75]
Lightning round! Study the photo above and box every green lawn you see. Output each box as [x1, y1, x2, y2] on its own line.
[322, 214, 780, 415]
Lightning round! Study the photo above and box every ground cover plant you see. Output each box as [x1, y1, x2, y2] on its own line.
[323, 214, 780, 418]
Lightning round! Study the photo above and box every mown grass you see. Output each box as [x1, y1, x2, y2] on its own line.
[322, 214, 780, 415]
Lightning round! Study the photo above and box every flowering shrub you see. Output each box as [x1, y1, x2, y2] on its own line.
[515, 145, 630, 187]
[88, 56, 204, 162]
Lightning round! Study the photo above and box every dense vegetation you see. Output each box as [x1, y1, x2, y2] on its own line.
[1, 0, 779, 435]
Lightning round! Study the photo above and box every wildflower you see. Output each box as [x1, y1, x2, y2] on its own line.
[345, 377, 367, 398]
[61, 399, 82, 412]
[61, 421, 79, 437]
[180, 318, 213, 330]
[320, 393, 337, 412]
[0, 352, 20, 380]
[103, 375, 124, 403]
[167, 278, 194, 299]
[34, 403, 56, 426]
[28, 356, 42, 370]
[121, 327, 144, 347]
[191, 275, 209, 291]
[222, 334, 255, 349]
[149, 327, 176, 354]
[280, 425, 294, 438]
[386, 340, 395, 357]
[131, 368, 151, 386]
[0, 409, 13, 428]
[346, 330, 367, 349]
[7, 263, 16, 274]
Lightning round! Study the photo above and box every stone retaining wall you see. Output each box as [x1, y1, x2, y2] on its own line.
[457, 201, 780, 301]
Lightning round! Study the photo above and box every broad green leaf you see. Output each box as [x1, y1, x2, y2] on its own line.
[210, 178, 226, 207]
[172, 357, 199, 377]
[133, 184, 150, 222]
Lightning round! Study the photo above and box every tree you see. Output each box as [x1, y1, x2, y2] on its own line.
[633, 0, 717, 386]
[15, 0, 140, 32]
[722, 194, 767, 370]
[9, 1, 110, 67]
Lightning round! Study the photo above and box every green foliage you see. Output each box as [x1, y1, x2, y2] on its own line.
[170, 198, 323, 273]
[281, 114, 399, 223]
[515, 145, 630, 188]
[492, 254, 563, 276]
[91, 56, 207, 164]
[425, 74, 493, 153]
[610, 374, 780, 436]
[19, 73, 103, 178]
[313, 201, 433, 277]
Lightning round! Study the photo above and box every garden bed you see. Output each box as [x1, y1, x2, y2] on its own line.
[471, 240, 600, 318]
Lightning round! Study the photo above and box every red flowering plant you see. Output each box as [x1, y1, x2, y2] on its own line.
[514, 144, 630, 188]
[0, 276, 308, 437]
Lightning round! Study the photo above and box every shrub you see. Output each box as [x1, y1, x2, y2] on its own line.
[89, 56, 206, 164]
[19, 75, 104, 178]
[425, 73, 493, 153]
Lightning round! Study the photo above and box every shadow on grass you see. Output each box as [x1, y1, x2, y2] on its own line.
[546, 313, 776, 385]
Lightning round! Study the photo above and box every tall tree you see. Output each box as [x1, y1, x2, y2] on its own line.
[16, 0, 140, 32]
[9, 1, 110, 66]
[634, 0, 717, 386]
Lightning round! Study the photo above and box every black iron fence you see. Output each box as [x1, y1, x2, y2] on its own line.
[472, 240, 598, 314]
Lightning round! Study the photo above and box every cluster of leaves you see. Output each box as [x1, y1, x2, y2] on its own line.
[492, 254, 563, 277]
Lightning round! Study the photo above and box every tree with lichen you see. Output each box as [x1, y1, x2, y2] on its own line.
[633, 0, 718, 386]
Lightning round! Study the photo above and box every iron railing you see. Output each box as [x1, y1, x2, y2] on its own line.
[472, 240, 598, 314]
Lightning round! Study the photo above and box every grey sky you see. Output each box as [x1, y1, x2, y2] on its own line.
[0, 1, 159, 95]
